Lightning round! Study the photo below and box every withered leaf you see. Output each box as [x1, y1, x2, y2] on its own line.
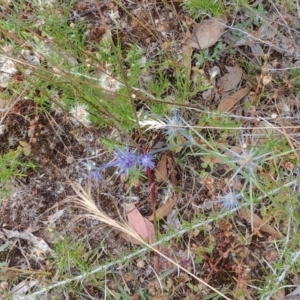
[120, 232, 144, 245]
[211, 145, 242, 164]
[148, 197, 177, 222]
[155, 152, 168, 182]
[217, 86, 250, 112]
[190, 17, 227, 50]
[127, 204, 155, 244]
[219, 65, 243, 92]
[241, 208, 281, 240]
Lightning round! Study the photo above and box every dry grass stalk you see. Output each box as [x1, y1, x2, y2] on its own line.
[65, 182, 232, 300]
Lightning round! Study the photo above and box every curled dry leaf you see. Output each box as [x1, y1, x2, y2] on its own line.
[219, 65, 243, 92]
[1, 229, 53, 258]
[285, 284, 300, 300]
[203, 177, 216, 196]
[257, 23, 277, 40]
[120, 232, 143, 245]
[211, 145, 242, 164]
[45, 209, 65, 224]
[7, 280, 39, 299]
[155, 152, 168, 182]
[182, 29, 193, 79]
[148, 197, 177, 222]
[124, 204, 155, 245]
[0, 98, 11, 109]
[167, 156, 178, 186]
[217, 86, 250, 112]
[241, 208, 281, 240]
[262, 74, 273, 86]
[167, 209, 182, 230]
[272, 288, 285, 300]
[292, 274, 300, 286]
[190, 16, 227, 50]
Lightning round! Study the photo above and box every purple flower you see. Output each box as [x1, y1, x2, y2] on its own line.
[82, 160, 103, 183]
[139, 153, 156, 170]
[90, 170, 103, 183]
[83, 160, 96, 172]
[101, 145, 139, 177]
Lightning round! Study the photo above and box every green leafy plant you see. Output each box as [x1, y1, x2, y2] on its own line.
[0, 150, 36, 201]
[194, 42, 225, 67]
[182, 0, 223, 18]
[0, 243, 8, 267]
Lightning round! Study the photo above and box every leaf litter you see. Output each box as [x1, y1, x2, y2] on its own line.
[217, 85, 251, 112]
[122, 203, 155, 245]
[240, 208, 282, 240]
[1, 1, 300, 299]
[148, 197, 177, 222]
[218, 65, 243, 92]
[190, 16, 227, 50]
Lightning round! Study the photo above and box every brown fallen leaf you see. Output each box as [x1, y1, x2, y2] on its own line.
[126, 204, 155, 244]
[285, 284, 300, 300]
[190, 16, 227, 50]
[167, 209, 182, 230]
[182, 29, 193, 79]
[148, 197, 177, 222]
[271, 288, 285, 300]
[0, 97, 11, 109]
[219, 65, 243, 92]
[167, 156, 178, 187]
[120, 232, 149, 245]
[211, 145, 242, 164]
[241, 208, 281, 240]
[155, 152, 168, 182]
[120, 232, 144, 245]
[217, 86, 250, 112]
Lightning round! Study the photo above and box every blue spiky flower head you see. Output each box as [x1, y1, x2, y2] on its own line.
[113, 145, 138, 176]
[164, 111, 193, 143]
[139, 153, 156, 170]
[100, 145, 139, 177]
[82, 160, 103, 183]
[164, 112, 185, 137]
[225, 133, 272, 182]
[92, 145, 157, 179]
[218, 189, 242, 211]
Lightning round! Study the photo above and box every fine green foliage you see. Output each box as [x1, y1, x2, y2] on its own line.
[0, 243, 8, 267]
[53, 236, 93, 275]
[0, 150, 36, 201]
[182, 0, 223, 18]
[194, 42, 225, 67]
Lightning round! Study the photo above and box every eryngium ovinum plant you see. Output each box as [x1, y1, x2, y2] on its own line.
[80, 109, 273, 215]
